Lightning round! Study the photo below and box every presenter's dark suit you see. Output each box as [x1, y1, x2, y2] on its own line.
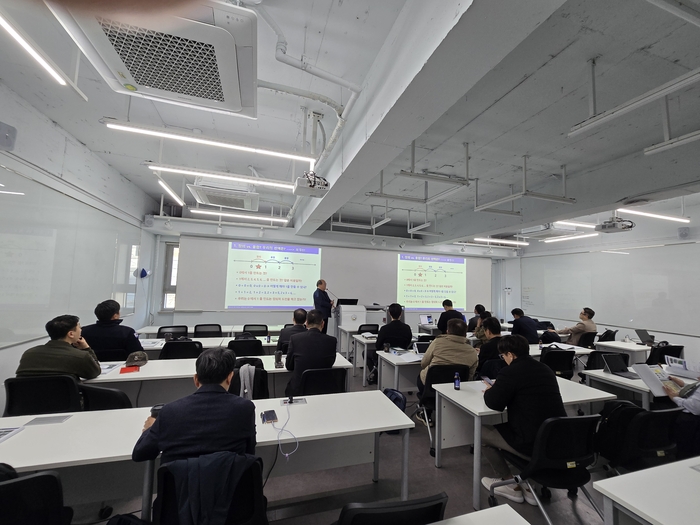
[132, 384, 256, 465]
[313, 288, 333, 334]
[276, 324, 306, 352]
[285, 328, 337, 396]
[437, 309, 465, 334]
[511, 316, 540, 344]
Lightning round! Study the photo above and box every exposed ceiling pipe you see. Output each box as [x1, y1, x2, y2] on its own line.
[258, 79, 343, 114]
[644, 0, 700, 29]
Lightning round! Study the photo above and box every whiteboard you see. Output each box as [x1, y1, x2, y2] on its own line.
[0, 167, 142, 345]
[521, 245, 700, 336]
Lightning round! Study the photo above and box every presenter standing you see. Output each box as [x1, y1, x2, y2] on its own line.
[313, 279, 334, 334]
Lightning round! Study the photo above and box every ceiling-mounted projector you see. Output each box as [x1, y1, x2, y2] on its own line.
[595, 216, 635, 233]
[293, 171, 329, 198]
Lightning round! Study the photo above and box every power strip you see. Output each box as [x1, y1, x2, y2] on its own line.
[281, 398, 307, 405]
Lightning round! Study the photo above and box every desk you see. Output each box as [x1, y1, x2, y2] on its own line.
[434, 377, 616, 510]
[352, 334, 377, 386]
[85, 354, 352, 404]
[338, 326, 360, 359]
[139, 337, 227, 359]
[593, 457, 700, 525]
[595, 341, 651, 364]
[136, 324, 287, 339]
[528, 344, 592, 360]
[582, 369, 653, 409]
[220, 336, 280, 355]
[377, 351, 422, 392]
[436, 506, 531, 524]
[418, 323, 441, 335]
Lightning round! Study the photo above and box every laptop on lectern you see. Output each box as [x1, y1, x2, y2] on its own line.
[634, 329, 655, 345]
[419, 315, 433, 325]
[602, 354, 639, 380]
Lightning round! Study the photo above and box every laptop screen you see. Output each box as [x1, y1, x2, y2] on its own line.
[419, 315, 433, 325]
[634, 329, 654, 343]
[602, 353, 629, 373]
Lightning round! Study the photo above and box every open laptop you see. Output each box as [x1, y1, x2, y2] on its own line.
[419, 314, 433, 325]
[602, 353, 639, 379]
[415, 341, 431, 354]
[634, 329, 655, 345]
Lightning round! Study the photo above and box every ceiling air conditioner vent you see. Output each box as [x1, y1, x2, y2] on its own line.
[187, 184, 259, 211]
[46, 0, 257, 118]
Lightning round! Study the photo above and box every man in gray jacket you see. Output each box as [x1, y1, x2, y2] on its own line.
[548, 307, 596, 346]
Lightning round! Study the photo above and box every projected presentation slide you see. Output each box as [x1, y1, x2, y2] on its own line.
[397, 254, 466, 310]
[225, 242, 321, 309]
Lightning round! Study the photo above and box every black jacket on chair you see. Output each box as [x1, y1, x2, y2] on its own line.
[510, 316, 540, 344]
[476, 336, 502, 374]
[276, 324, 306, 352]
[375, 320, 413, 350]
[285, 328, 337, 396]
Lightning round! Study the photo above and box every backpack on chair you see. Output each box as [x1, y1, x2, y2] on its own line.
[540, 331, 561, 344]
[594, 400, 645, 463]
[383, 388, 406, 435]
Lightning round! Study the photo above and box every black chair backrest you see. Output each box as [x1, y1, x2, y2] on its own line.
[617, 407, 684, 468]
[159, 341, 203, 360]
[299, 368, 347, 396]
[523, 415, 601, 479]
[0, 471, 68, 525]
[420, 365, 473, 409]
[417, 335, 436, 343]
[80, 384, 133, 411]
[4, 376, 82, 417]
[585, 351, 629, 370]
[539, 349, 576, 379]
[154, 457, 267, 525]
[93, 348, 131, 362]
[480, 358, 506, 379]
[597, 329, 618, 342]
[357, 324, 380, 334]
[234, 357, 264, 369]
[284, 324, 294, 329]
[577, 331, 597, 349]
[228, 339, 264, 357]
[157, 325, 188, 338]
[646, 345, 684, 366]
[242, 324, 268, 336]
[278, 341, 290, 355]
[193, 324, 223, 338]
[234, 332, 256, 340]
[336, 491, 448, 525]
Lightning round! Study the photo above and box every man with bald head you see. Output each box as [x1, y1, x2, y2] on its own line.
[313, 279, 333, 334]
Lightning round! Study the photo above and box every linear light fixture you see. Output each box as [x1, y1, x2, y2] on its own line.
[474, 237, 529, 246]
[554, 221, 597, 229]
[644, 129, 700, 156]
[0, 190, 24, 195]
[617, 208, 690, 223]
[407, 222, 432, 233]
[190, 208, 289, 224]
[454, 242, 517, 250]
[601, 251, 629, 255]
[158, 180, 185, 206]
[330, 221, 373, 230]
[0, 10, 66, 86]
[544, 233, 599, 243]
[146, 163, 294, 190]
[373, 217, 392, 228]
[102, 118, 316, 170]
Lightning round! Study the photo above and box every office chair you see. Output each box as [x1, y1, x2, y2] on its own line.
[156, 325, 188, 339]
[357, 324, 380, 334]
[578, 351, 629, 383]
[242, 324, 268, 336]
[153, 455, 267, 525]
[80, 384, 133, 411]
[299, 368, 347, 396]
[416, 364, 473, 456]
[4, 375, 82, 417]
[159, 341, 203, 359]
[333, 492, 448, 525]
[539, 349, 575, 380]
[487, 415, 603, 525]
[193, 323, 223, 338]
[284, 323, 294, 329]
[229, 364, 269, 400]
[597, 329, 618, 342]
[228, 339, 264, 357]
[576, 331, 597, 349]
[278, 341, 290, 355]
[0, 471, 73, 525]
[646, 345, 683, 366]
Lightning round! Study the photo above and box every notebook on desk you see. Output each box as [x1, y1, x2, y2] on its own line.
[419, 315, 433, 325]
[603, 354, 640, 379]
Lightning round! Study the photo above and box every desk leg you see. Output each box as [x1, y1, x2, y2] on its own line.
[362, 342, 368, 388]
[141, 459, 155, 522]
[435, 391, 442, 468]
[642, 392, 650, 410]
[373, 432, 380, 482]
[603, 496, 615, 525]
[401, 428, 410, 500]
[377, 358, 384, 390]
[473, 415, 482, 511]
[394, 364, 400, 391]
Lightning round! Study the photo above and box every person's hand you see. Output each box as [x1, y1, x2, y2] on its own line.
[73, 337, 90, 349]
[142, 416, 156, 432]
[663, 385, 680, 399]
[330, 300, 334, 306]
[547, 329, 555, 332]
[482, 381, 492, 390]
[669, 376, 685, 387]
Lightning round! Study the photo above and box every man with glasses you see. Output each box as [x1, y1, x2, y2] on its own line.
[547, 307, 596, 346]
[480, 335, 566, 506]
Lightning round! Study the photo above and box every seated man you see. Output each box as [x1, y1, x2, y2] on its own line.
[81, 299, 143, 360]
[472, 310, 492, 348]
[481, 335, 567, 506]
[285, 309, 337, 397]
[664, 375, 700, 459]
[548, 307, 596, 346]
[132, 347, 255, 464]
[437, 299, 466, 334]
[16, 315, 100, 380]
[416, 318, 477, 425]
[277, 308, 307, 353]
[476, 317, 504, 376]
[509, 308, 539, 344]
[367, 303, 413, 384]
[467, 304, 486, 332]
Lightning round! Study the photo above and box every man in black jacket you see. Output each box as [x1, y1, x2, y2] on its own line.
[366, 303, 412, 384]
[81, 300, 143, 361]
[480, 335, 566, 505]
[476, 317, 504, 377]
[313, 279, 333, 334]
[277, 308, 307, 353]
[437, 299, 465, 334]
[285, 309, 337, 396]
[509, 308, 539, 344]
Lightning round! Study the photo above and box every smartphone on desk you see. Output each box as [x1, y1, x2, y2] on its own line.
[261, 410, 278, 424]
[481, 376, 494, 386]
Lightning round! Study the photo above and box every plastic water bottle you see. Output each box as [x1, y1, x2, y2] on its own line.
[454, 372, 461, 390]
[539, 340, 543, 350]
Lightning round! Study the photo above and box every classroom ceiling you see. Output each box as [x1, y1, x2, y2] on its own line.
[1, 0, 700, 245]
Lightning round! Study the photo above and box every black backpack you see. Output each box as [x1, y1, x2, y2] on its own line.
[594, 400, 645, 462]
[383, 388, 406, 435]
[540, 331, 561, 344]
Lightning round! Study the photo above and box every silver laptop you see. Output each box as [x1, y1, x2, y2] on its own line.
[419, 315, 433, 325]
[602, 354, 639, 380]
[634, 329, 655, 345]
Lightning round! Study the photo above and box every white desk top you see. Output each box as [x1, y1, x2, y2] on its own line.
[528, 344, 592, 358]
[595, 341, 653, 353]
[594, 457, 700, 525]
[140, 337, 227, 350]
[581, 369, 651, 393]
[434, 377, 616, 417]
[436, 506, 530, 524]
[377, 351, 423, 366]
[501, 323, 513, 330]
[136, 325, 287, 335]
[222, 336, 279, 347]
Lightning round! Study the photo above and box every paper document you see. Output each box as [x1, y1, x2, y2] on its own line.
[463, 382, 488, 393]
[665, 356, 700, 380]
[141, 340, 162, 348]
[632, 364, 681, 397]
[100, 363, 119, 374]
[399, 353, 422, 363]
[361, 332, 377, 339]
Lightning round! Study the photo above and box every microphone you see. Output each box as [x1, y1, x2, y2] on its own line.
[326, 289, 338, 299]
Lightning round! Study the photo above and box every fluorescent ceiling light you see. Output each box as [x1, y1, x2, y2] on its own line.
[617, 208, 690, 223]
[330, 221, 373, 230]
[103, 119, 316, 170]
[373, 217, 392, 228]
[601, 251, 629, 255]
[474, 237, 529, 246]
[0, 11, 66, 86]
[544, 233, 599, 243]
[644, 129, 700, 155]
[554, 221, 597, 229]
[158, 180, 185, 206]
[190, 208, 289, 224]
[147, 163, 294, 190]
[0, 190, 24, 195]
[408, 222, 432, 233]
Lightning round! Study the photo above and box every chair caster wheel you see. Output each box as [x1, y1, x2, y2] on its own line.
[540, 487, 551, 500]
[98, 506, 113, 520]
[429, 447, 436, 457]
[568, 488, 578, 497]
[488, 495, 498, 507]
